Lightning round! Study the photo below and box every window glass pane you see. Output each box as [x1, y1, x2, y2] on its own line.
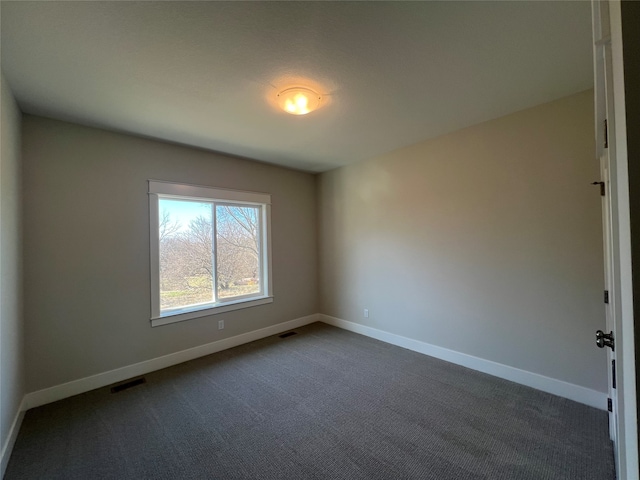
[159, 198, 214, 311]
[216, 204, 261, 299]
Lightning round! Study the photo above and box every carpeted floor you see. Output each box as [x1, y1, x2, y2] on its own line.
[5, 322, 615, 479]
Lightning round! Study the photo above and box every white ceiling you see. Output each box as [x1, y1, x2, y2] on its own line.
[1, 1, 593, 172]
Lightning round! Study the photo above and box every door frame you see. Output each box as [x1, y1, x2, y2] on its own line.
[592, 1, 638, 478]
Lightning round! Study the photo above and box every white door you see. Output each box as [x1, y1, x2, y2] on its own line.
[592, 0, 619, 451]
[597, 126, 618, 442]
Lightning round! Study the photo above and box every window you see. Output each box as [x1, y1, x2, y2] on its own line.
[149, 180, 272, 326]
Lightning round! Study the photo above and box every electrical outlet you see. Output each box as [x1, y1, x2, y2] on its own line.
[218, 320, 224, 330]
[364, 309, 369, 318]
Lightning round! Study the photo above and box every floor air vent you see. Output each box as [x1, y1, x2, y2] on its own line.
[279, 331, 298, 339]
[110, 377, 146, 393]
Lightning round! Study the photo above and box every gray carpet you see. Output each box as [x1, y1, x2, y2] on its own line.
[5, 322, 615, 479]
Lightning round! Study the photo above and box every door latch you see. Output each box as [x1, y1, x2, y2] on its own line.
[592, 181, 605, 196]
[596, 330, 615, 351]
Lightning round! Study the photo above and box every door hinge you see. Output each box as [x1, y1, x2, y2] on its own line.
[604, 119, 609, 149]
[604, 290, 609, 304]
[608, 397, 613, 412]
[612, 359, 616, 389]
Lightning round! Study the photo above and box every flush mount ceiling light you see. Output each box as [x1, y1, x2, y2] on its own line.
[276, 87, 322, 115]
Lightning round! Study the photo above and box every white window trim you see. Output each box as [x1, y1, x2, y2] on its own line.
[149, 180, 273, 327]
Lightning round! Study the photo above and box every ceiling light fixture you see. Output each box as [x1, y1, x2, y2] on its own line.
[276, 87, 322, 115]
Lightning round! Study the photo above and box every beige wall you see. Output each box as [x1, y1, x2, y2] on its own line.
[22, 116, 317, 392]
[1, 74, 24, 466]
[18, 89, 608, 396]
[318, 90, 608, 392]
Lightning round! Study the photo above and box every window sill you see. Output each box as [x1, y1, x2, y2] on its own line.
[151, 296, 273, 327]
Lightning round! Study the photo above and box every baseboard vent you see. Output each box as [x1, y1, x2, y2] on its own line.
[110, 377, 146, 394]
[279, 331, 298, 339]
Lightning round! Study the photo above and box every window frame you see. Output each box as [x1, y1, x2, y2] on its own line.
[149, 180, 273, 327]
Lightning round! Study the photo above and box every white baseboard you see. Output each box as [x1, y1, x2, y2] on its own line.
[319, 315, 607, 410]
[24, 314, 319, 410]
[1, 397, 27, 478]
